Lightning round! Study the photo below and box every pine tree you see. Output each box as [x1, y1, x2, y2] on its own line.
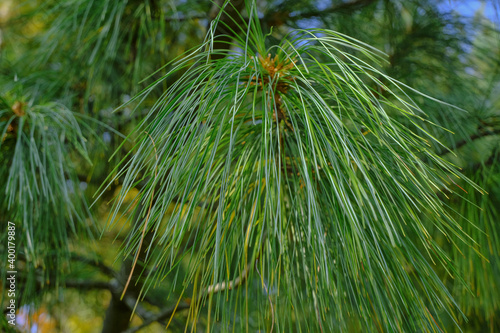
[1, 1, 499, 332]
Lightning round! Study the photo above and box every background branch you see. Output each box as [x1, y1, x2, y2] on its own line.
[64, 280, 112, 290]
[71, 254, 118, 278]
[438, 127, 500, 157]
[123, 263, 251, 333]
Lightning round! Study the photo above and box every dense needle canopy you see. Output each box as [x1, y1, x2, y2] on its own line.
[106, 7, 481, 331]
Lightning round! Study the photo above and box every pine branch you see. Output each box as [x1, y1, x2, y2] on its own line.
[123, 263, 251, 333]
[286, 0, 377, 20]
[438, 127, 500, 157]
[123, 303, 189, 333]
[164, 0, 377, 28]
[466, 148, 499, 172]
[164, 14, 207, 22]
[65, 276, 169, 325]
[71, 254, 118, 278]
[107, 279, 160, 324]
[64, 280, 111, 290]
